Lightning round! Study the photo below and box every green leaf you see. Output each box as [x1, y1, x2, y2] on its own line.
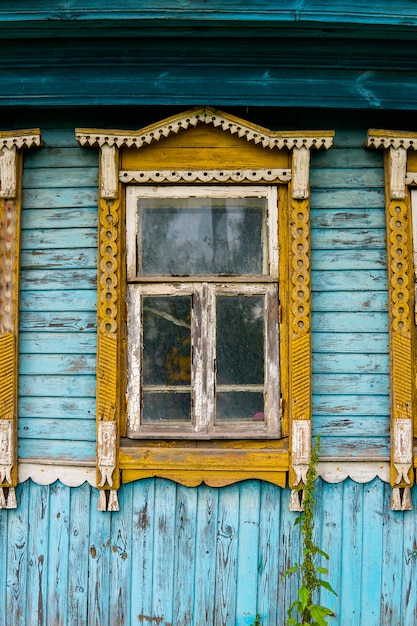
[318, 579, 338, 595]
[309, 604, 333, 626]
[317, 567, 328, 574]
[316, 547, 330, 559]
[298, 586, 310, 610]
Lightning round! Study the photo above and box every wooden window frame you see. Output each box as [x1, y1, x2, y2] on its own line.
[76, 107, 334, 511]
[0, 130, 41, 509]
[126, 185, 280, 440]
[367, 130, 417, 511]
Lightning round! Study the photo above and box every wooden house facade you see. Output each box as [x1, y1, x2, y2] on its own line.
[2, 2, 417, 624]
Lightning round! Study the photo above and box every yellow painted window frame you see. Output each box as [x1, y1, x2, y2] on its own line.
[367, 130, 417, 511]
[76, 107, 334, 511]
[0, 130, 41, 509]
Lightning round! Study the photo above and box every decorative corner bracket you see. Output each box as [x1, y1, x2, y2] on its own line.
[289, 420, 311, 511]
[0, 129, 41, 509]
[367, 130, 417, 510]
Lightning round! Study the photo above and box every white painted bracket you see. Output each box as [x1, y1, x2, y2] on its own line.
[0, 419, 14, 484]
[289, 419, 312, 512]
[97, 488, 120, 512]
[97, 420, 117, 487]
[292, 146, 311, 199]
[100, 144, 118, 199]
[389, 146, 407, 199]
[0, 146, 17, 199]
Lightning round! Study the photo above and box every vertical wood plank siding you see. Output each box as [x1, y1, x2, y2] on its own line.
[1, 478, 416, 626]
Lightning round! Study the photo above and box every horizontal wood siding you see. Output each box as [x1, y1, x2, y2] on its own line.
[310, 130, 389, 458]
[1, 479, 416, 626]
[19, 128, 98, 463]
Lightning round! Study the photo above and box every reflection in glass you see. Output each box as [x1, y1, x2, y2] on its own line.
[138, 197, 265, 275]
[216, 295, 265, 422]
[142, 296, 191, 423]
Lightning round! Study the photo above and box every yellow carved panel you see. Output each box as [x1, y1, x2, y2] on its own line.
[0, 333, 15, 418]
[121, 125, 289, 171]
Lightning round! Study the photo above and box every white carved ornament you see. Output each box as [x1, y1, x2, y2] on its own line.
[97, 421, 117, 487]
[76, 107, 334, 152]
[367, 134, 417, 151]
[119, 168, 291, 185]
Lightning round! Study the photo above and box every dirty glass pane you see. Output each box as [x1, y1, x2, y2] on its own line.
[142, 392, 191, 423]
[216, 391, 265, 422]
[137, 197, 265, 275]
[216, 295, 264, 385]
[142, 295, 191, 423]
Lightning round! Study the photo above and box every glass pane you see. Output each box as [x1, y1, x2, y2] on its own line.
[142, 296, 191, 386]
[138, 197, 265, 275]
[216, 391, 264, 422]
[216, 295, 264, 385]
[142, 391, 191, 423]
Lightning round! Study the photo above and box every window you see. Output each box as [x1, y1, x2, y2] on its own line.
[76, 107, 334, 508]
[126, 186, 280, 439]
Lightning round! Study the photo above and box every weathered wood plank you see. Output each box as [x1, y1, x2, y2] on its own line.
[235, 481, 260, 625]
[24, 147, 97, 169]
[310, 189, 385, 209]
[339, 480, 363, 625]
[313, 416, 390, 437]
[20, 290, 96, 312]
[194, 484, 218, 626]
[19, 397, 95, 420]
[130, 480, 155, 625]
[23, 167, 98, 189]
[381, 485, 405, 625]
[25, 483, 49, 626]
[18, 439, 95, 463]
[256, 482, 280, 626]
[21, 248, 97, 270]
[173, 485, 198, 625]
[401, 490, 417, 626]
[19, 312, 96, 333]
[311, 249, 386, 271]
[360, 480, 384, 625]
[46, 483, 71, 626]
[6, 481, 29, 626]
[215, 484, 239, 626]
[310, 208, 385, 229]
[19, 332, 96, 354]
[67, 484, 90, 626]
[20, 228, 97, 250]
[311, 148, 381, 168]
[310, 168, 383, 189]
[21, 208, 97, 230]
[19, 354, 96, 376]
[109, 485, 133, 626]
[313, 394, 389, 415]
[311, 269, 387, 291]
[151, 480, 176, 625]
[312, 353, 389, 374]
[311, 291, 388, 312]
[87, 487, 111, 626]
[19, 375, 96, 397]
[20, 269, 96, 290]
[22, 188, 98, 209]
[18, 418, 95, 441]
[312, 312, 388, 333]
[311, 229, 386, 249]
[312, 332, 388, 353]
[317, 436, 389, 458]
[313, 373, 389, 395]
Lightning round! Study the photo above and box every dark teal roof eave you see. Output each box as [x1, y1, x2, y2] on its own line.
[3, 2, 417, 40]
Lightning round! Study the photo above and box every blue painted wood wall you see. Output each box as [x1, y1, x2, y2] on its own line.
[2, 478, 417, 626]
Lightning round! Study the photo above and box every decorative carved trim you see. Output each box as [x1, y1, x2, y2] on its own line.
[76, 106, 334, 152]
[289, 420, 311, 511]
[101, 144, 118, 199]
[367, 131, 417, 152]
[96, 192, 123, 505]
[18, 463, 96, 486]
[317, 462, 390, 483]
[97, 421, 117, 487]
[292, 146, 311, 199]
[119, 168, 291, 184]
[0, 201, 18, 332]
[0, 419, 14, 483]
[406, 172, 417, 186]
[388, 146, 407, 199]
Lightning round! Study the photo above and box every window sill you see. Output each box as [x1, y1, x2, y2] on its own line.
[119, 437, 289, 487]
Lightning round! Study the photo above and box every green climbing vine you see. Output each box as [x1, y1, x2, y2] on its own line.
[283, 435, 337, 626]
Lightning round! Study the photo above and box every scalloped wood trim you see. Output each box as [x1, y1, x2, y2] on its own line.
[119, 168, 291, 184]
[76, 106, 334, 152]
[122, 469, 287, 487]
[367, 130, 417, 151]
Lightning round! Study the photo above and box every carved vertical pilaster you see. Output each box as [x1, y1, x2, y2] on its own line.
[0, 132, 41, 508]
[288, 154, 313, 509]
[95, 144, 123, 511]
